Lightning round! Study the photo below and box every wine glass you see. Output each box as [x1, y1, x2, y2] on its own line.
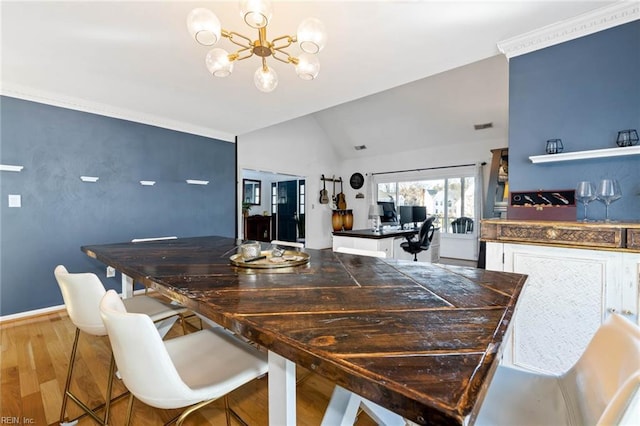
[575, 181, 596, 222]
[596, 179, 622, 222]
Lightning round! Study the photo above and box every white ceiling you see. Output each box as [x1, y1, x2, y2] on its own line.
[1, 1, 617, 157]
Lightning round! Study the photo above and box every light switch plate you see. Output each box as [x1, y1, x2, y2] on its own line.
[8, 194, 21, 208]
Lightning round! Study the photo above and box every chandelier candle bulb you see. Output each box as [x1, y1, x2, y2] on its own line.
[187, 0, 326, 92]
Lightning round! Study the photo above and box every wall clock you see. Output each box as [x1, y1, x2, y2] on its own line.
[349, 173, 364, 190]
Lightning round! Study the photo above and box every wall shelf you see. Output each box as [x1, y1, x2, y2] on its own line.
[0, 164, 24, 172]
[529, 145, 640, 164]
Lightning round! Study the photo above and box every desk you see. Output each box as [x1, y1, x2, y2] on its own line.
[332, 228, 440, 262]
[82, 236, 526, 425]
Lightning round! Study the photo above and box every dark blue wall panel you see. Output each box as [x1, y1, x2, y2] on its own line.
[0, 96, 236, 315]
[508, 20, 639, 221]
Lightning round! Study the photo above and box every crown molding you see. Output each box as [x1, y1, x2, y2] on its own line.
[0, 84, 236, 143]
[497, 1, 639, 59]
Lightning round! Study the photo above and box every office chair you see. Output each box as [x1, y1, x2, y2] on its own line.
[451, 217, 474, 234]
[475, 313, 640, 425]
[99, 289, 268, 426]
[54, 265, 188, 426]
[400, 216, 436, 261]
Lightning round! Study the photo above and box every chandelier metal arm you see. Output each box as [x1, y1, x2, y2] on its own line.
[222, 30, 253, 51]
[271, 50, 297, 65]
[231, 47, 254, 62]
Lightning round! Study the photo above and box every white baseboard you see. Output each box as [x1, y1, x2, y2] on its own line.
[0, 288, 150, 323]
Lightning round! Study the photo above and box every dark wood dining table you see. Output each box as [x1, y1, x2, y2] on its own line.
[81, 235, 527, 426]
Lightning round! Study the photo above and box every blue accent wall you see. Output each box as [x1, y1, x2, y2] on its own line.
[0, 96, 236, 315]
[509, 20, 640, 221]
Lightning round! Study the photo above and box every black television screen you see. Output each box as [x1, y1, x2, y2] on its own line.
[377, 201, 397, 223]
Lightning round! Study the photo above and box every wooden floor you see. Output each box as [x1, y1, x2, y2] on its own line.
[0, 310, 378, 426]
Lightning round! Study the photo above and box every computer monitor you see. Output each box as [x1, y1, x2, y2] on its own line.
[377, 201, 398, 225]
[399, 206, 427, 228]
[399, 206, 413, 226]
[412, 206, 427, 223]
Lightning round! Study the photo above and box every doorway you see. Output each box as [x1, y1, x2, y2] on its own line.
[241, 169, 305, 245]
[272, 179, 305, 243]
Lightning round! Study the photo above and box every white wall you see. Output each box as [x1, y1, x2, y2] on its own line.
[239, 110, 508, 258]
[237, 115, 342, 249]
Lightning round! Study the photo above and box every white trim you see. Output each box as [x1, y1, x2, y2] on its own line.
[1, 83, 236, 143]
[0, 288, 150, 323]
[497, 1, 639, 59]
[0, 304, 66, 323]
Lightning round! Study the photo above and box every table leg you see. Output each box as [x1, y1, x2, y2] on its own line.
[268, 350, 296, 426]
[121, 273, 133, 299]
[322, 385, 406, 426]
[321, 385, 362, 426]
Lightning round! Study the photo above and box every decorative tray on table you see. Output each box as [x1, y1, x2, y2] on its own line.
[230, 250, 310, 269]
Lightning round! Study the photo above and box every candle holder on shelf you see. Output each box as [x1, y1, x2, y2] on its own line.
[545, 139, 564, 154]
[616, 129, 639, 147]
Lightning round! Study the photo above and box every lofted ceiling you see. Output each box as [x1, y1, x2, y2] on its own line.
[1, 1, 617, 159]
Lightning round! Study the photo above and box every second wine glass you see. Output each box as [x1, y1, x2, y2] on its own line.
[596, 179, 622, 222]
[575, 181, 596, 222]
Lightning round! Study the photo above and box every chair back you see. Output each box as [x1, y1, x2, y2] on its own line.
[417, 216, 436, 248]
[335, 247, 387, 258]
[54, 265, 108, 336]
[99, 290, 194, 409]
[564, 314, 640, 425]
[451, 217, 474, 233]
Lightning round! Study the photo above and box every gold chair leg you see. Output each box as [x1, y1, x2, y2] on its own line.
[103, 353, 117, 425]
[224, 395, 231, 426]
[60, 327, 127, 425]
[173, 398, 216, 426]
[125, 393, 135, 426]
[59, 328, 80, 424]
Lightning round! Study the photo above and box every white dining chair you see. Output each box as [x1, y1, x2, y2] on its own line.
[271, 239, 305, 249]
[324, 314, 640, 426]
[335, 246, 387, 258]
[99, 289, 268, 426]
[474, 313, 640, 426]
[54, 265, 188, 426]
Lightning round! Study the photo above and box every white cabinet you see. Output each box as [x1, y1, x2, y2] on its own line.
[486, 242, 639, 374]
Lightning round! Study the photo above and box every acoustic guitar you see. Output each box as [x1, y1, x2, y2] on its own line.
[319, 175, 329, 204]
[336, 178, 347, 210]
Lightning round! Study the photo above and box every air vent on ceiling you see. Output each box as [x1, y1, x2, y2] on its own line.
[474, 122, 493, 130]
[354, 145, 367, 151]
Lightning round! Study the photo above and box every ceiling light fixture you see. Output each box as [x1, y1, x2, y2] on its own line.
[186, 0, 327, 93]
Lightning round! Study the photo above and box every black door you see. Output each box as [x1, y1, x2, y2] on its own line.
[277, 180, 298, 242]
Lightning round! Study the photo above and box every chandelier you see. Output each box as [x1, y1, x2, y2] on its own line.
[186, 0, 327, 93]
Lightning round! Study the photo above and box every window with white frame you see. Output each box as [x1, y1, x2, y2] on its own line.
[375, 166, 479, 234]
